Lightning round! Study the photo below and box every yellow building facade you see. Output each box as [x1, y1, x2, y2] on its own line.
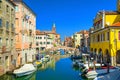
[90, 11, 120, 66]
[74, 32, 83, 48]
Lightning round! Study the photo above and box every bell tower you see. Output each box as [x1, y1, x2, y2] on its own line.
[52, 23, 56, 33]
[117, 0, 120, 12]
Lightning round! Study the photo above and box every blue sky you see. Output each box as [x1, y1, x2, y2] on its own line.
[24, 0, 116, 40]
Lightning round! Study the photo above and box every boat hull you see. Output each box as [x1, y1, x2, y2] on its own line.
[14, 70, 36, 77]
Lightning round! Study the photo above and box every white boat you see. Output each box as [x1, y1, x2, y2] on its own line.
[41, 55, 50, 62]
[86, 68, 116, 79]
[13, 64, 36, 77]
[44, 55, 50, 61]
[80, 63, 104, 70]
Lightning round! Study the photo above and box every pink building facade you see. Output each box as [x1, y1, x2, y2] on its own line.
[14, 0, 36, 66]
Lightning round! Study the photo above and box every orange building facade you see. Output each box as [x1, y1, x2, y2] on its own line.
[14, 0, 36, 67]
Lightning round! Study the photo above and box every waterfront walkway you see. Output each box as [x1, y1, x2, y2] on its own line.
[95, 69, 120, 80]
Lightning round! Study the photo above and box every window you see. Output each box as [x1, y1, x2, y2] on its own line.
[11, 23, 14, 30]
[36, 42, 39, 46]
[107, 32, 109, 41]
[75, 35, 77, 37]
[0, 1, 2, 9]
[16, 18, 19, 26]
[0, 19, 2, 27]
[91, 36, 92, 42]
[80, 34, 82, 37]
[6, 38, 9, 46]
[47, 42, 50, 44]
[93, 36, 95, 42]
[6, 5, 9, 12]
[0, 37, 2, 45]
[6, 21, 9, 28]
[103, 33, 105, 41]
[22, 19, 24, 27]
[11, 55, 13, 62]
[40, 42, 42, 44]
[11, 9, 14, 16]
[22, 7, 24, 12]
[15, 6, 19, 12]
[44, 42, 46, 44]
[11, 39, 13, 46]
[44, 37, 46, 39]
[26, 21, 28, 28]
[101, 34, 102, 41]
[118, 31, 120, 40]
[11, 23, 14, 28]
[0, 57, 2, 64]
[97, 34, 100, 42]
[40, 37, 42, 39]
[23, 35, 25, 43]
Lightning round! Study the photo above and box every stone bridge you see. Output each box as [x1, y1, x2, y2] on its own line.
[50, 46, 76, 51]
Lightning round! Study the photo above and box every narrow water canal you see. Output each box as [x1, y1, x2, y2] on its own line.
[36, 58, 80, 80]
[0, 54, 88, 80]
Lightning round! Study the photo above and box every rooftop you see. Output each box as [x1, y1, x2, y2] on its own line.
[111, 22, 120, 27]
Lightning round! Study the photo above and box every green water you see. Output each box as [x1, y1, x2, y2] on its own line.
[0, 56, 89, 80]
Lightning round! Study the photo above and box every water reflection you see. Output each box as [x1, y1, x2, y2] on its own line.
[0, 50, 87, 80]
[0, 71, 36, 80]
[38, 57, 56, 70]
[36, 58, 80, 80]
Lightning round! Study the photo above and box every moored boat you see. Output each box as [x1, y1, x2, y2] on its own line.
[13, 64, 36, 77]
[34, 60, 42, 67]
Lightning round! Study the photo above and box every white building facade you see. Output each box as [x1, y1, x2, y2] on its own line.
[36, 30, 53, 52]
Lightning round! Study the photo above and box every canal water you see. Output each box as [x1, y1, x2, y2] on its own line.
[0, 51, 88, 80]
